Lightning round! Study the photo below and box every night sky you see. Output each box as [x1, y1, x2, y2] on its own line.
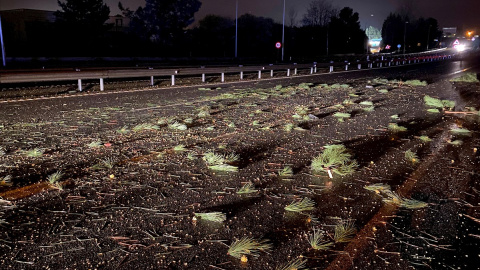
[0, 0, 479, 30]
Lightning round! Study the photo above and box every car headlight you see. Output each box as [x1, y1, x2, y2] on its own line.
[455, 44, 466, 52]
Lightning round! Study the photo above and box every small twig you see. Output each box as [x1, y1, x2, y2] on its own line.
[444, 111, 476, 115]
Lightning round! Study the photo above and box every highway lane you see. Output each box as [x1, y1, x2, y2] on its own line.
[1, 54, 479, 125]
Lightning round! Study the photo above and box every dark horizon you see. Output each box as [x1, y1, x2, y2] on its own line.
[0, 0, 479, 30]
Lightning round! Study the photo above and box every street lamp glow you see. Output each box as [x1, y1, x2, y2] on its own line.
[455, 44, 466, 52]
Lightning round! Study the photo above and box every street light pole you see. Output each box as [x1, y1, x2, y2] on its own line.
[235, 0, 238, 58]
[0, 15, 6, 67]
[281, 0, 285, 62]
[403, 21, 408, 55]
[426, 25, 431, 50]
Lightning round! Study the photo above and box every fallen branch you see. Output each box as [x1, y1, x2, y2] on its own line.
[444, 111, 477, 115]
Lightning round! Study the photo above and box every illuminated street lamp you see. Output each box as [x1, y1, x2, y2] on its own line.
[467, 31, 474, 38]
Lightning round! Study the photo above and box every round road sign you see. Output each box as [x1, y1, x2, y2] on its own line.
[275, 42, 282, 49]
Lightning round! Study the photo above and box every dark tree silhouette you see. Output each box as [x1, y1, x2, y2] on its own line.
[54, 0, 111, 55]
[381, 13, 404, 52]
[382, 13, 441, 53]
[329, 7, 366, 54]
[126, 0, 201, 53]
[302, 0, 336, 27]
[237, 14, 277, 58]
[191, 15, 234, 57]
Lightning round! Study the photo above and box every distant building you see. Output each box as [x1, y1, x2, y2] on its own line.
[0, 8, 130, 42]
[106, 15, 131, 32]
[0, 9, 131, 56]
[0, 9, 55, 44]
[442, 27, 457, 37]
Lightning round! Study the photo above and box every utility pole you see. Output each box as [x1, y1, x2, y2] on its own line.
[235, 0, 238, 58]
[281, 0, 285, 62]
[0, 15, 6, 67]
[326, 25, 329, 56]
[426, 25, 431, 50]
[403, 21, 408, 55]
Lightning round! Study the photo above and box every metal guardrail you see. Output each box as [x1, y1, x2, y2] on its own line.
[0, 52, 454, 91]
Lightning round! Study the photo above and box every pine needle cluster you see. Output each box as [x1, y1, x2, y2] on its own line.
[334, 221, 356, 243]
[203, 151, 239, 172]
[173, 144, 187, 152]
[168, 122, 188, 131]
[424, 95, 455, 110]
[295, 105, 309, 116]
[364, 183, 391, 194]
[285, 197, 315, 213]
[237, 182, 258, 194]
[388, 123, 407, 133]
[24, 148, 45, 157]
[275, 258, 307, 270]
[227, 237, 272, 259]
[419, 136, 432, 142]
[450, 72, 479, 83]
[333, 112, 351, 122]
[383, 190, 428, 209]
[284, 123, 295, 132]
[194, 212, 226, 223]
[359, 101, 373, 106]
[365, 184, 428, 209]
[116, 126, 130, 134]
[0, 175, 12, 187]
[450, 128, 472, 136]
[309, 229, 333, 250]
[278, 166, 294, 178]
[132, 123, 160, 132]
[403, 80, 427, 87]
[47, 171, 64, 190]
[405, 149, 419, 163]
[311, 144, 357, 177]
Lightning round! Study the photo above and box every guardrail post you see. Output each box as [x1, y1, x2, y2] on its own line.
[258, 70, 262, 79]
[329, 66, 333, 73]
[314, 66, 317, 73]
[78, 79, 82, 91]
[287, 69, 290, 77]
[240, 71, 243, 80]
[271, 70, 274, 77]
[202, 73, 205, 82]
[150, 76, 154, 86]
[379, 62, 383, 68]
[310, 67, 313, 74]
[221, 73, 225, 82]
[171, 75, 175, 86]
[294, 68, 297, 75]
[357, 62, 361, 70]
[100, 78, 104, 91]
[345, 62, 349, 71]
